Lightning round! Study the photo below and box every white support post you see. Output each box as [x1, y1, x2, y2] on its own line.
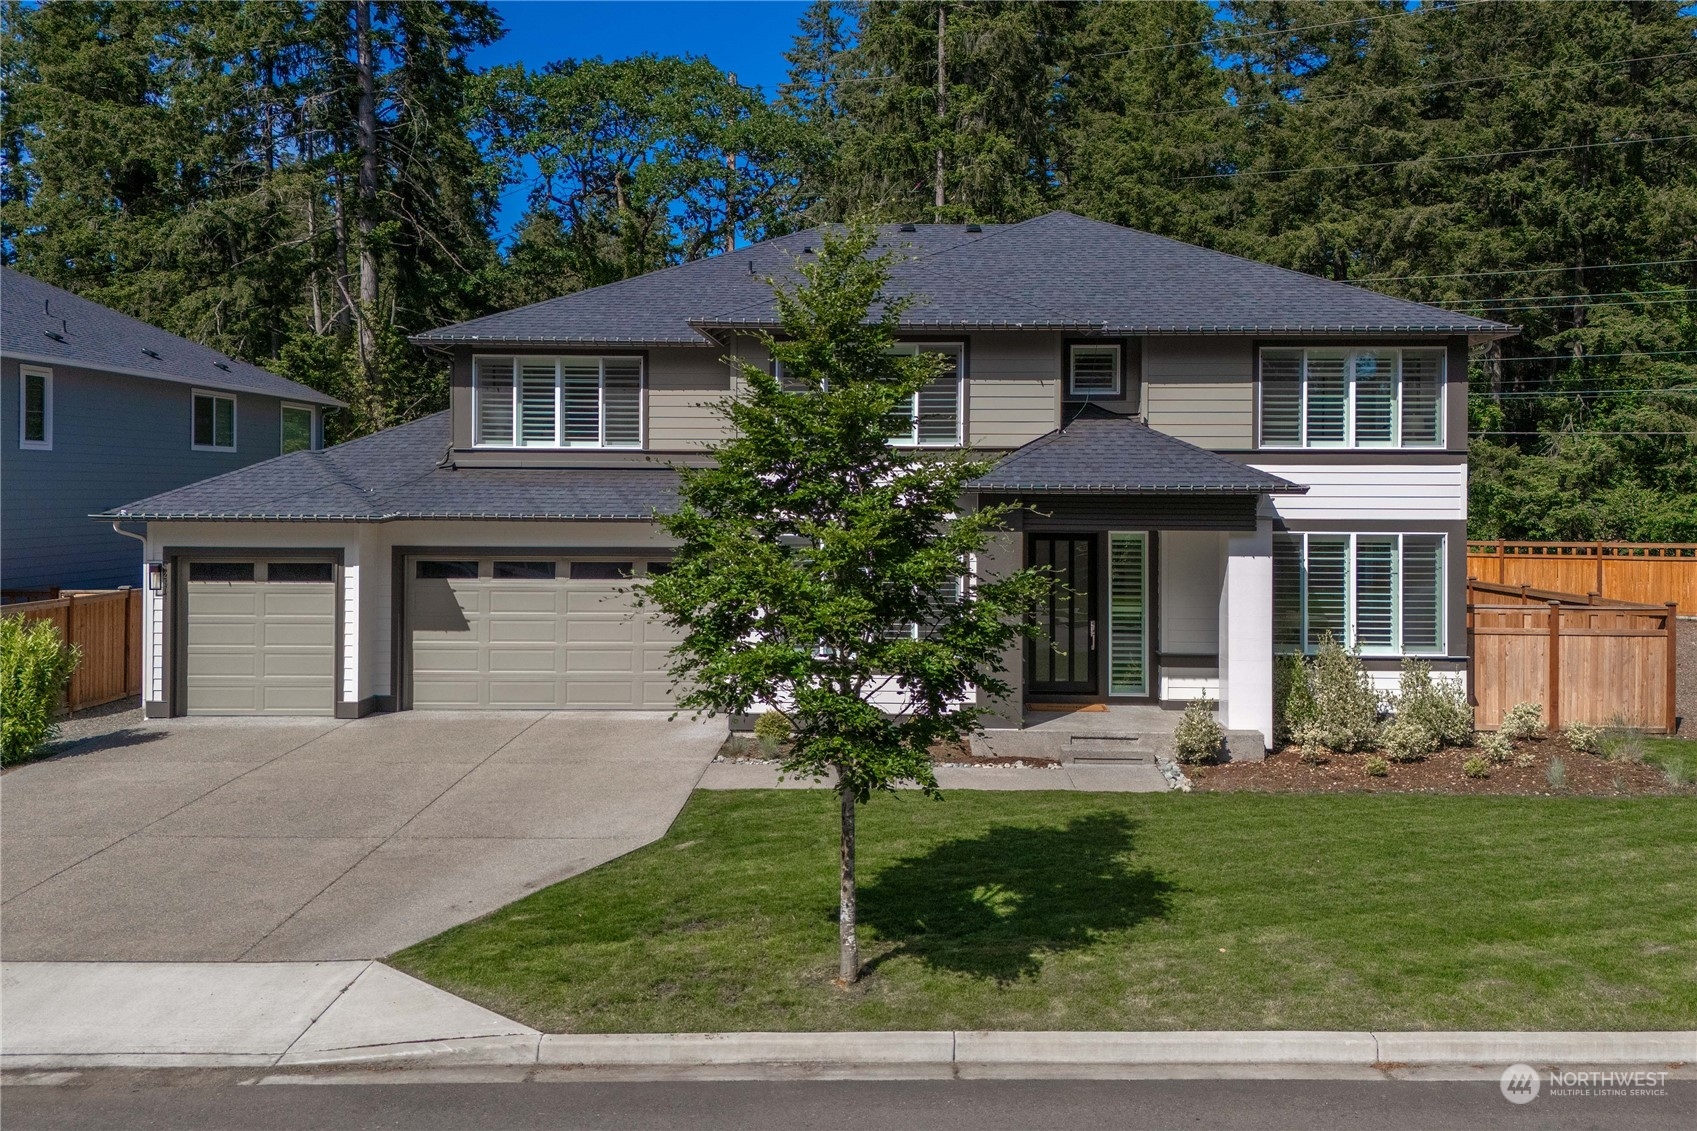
[1218, 517, 1274, 749]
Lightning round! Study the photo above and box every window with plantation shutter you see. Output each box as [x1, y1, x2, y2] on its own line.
[1259, 347, 1445, 448]
[1272, 533, 1446, 655]
[475, 355, 643, 448]
[886, 343, 962, 446]
[1068, 344, 1121, 398]
[1108, 533, 1147, 695]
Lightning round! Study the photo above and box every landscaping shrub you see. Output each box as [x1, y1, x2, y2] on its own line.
[1663, 760, 1696, 789]
[1598, 718, 1646, 763]
[0, 616, 80, 766]
[1500, 701, 1544, 741]
[1546, 757, 1568, 790]
[1564, 722, 1603, 756]
[753, 709, 792, 755]
[1303, 635, 1381, 753]
[1363, 756, 1389, 777]
[1392, 659, 1473, 748]
[1380, 716, 1439, 763]
[1172, 698, 1224, 765]
[1272, 653, 1316, 746]
[1478, 731, 1514, 766]
[1463, 755, 1491, 779]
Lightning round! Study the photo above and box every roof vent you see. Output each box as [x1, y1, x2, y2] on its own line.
[965, 223, 982, 233]
[898, 223, 917, 233]
[141, 347, 161, 359]
[213, 361, 231, 372]
[44, 329, 65, 343]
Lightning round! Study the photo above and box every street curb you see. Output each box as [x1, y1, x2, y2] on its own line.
[6, 1030, 1693, 1075]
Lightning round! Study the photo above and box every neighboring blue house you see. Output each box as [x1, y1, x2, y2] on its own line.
[1, 268, 343, 593]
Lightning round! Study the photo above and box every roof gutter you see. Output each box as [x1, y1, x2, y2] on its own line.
[0, 348, 346, 407]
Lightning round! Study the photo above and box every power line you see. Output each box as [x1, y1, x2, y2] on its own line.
[1084, 1, 1477, 61]
[1467, 348, 1697, 363]
[1446, 288, 1697, 304]
[1355, 257, 1697, 283]
[1175, 132, 1697, 181]
[1449, 297, 1696, 312]
[1471, 431, 1697, 436]
[1138, 49, 1697, 122]
[1472, 385, 1697, 398]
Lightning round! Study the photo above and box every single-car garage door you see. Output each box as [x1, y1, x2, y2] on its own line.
[183, 558, 337, 715]
[407, 556, 680, 710]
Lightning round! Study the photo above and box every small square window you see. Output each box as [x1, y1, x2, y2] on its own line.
[281, 404, 316, 454]
[570, 561, 632, 580]
[1068, 344, 1121, 398]
[416, 560, 479, 580]
[267, 562, 334, 583]
[189, 561, 255, 582]
[494, 561, 557, 580]
[193, 392, 236, 450]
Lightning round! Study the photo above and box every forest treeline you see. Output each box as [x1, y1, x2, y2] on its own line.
[3, 1, 1694, 539]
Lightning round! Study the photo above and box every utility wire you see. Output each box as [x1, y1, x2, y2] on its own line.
[1467, 348, 1697, 363]
[1472, 386, 1697, 398]
[1084, 1, 1479, 61]
[1471, 430, 1697, 436]
[1175, 133, 1697, 181]
[1355, 257, 1697, 283]
[1448, 296, 1696, 312]
[1444, 288, 1697, 304]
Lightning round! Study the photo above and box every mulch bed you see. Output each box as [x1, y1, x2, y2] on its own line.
[716, 734, 1058, 768]
[1190, 734, 1686, 796]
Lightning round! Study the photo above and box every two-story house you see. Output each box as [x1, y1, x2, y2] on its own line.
[2, 267, 342, 593]
[101, 213, 1513, 745]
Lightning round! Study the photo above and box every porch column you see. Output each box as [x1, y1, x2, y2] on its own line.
[973, 527, 1024, 729]
[1218, 517, 1274, 748]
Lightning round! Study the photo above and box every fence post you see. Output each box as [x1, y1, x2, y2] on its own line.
[121, 587, 135, 700]
[1668, 603, 1679, 735]
[1595, 541, 1604, 598]
[63, 591, 80, 713]
[1546, 600, 1561, 732]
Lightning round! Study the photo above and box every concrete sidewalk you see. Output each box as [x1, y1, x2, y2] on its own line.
[697, 761, 1169, 792]
[4, 962, 1692, 1079]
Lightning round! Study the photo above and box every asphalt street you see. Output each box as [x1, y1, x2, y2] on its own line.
[5, 1076, 1694, 1131]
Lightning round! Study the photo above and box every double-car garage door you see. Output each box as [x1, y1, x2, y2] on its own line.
[407, 555, 681, 710]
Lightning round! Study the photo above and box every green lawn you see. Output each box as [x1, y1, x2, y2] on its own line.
[392, 791, 1697, 1034]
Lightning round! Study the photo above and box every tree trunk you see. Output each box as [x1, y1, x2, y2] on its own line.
[353, 1, 379, 371]
[934, 3, 946, 223]
[838, 783, 859, 984]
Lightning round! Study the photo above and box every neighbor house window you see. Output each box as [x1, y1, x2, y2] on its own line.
[280, 403, 318, 454]
[1274, 533, 1446, 655]
[19, 365, 51, 449]
[474, 355, 642, 448]
[1067, 343, 1122, 399]
[885, 343, 962, 446]
[1259, 347, 1445, 448]
[192, 391, 236, 450]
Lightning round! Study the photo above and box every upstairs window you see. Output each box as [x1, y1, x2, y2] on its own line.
[1067, 343, 1122, 399]
[1273, 532, 1446, 655]
[1259, 347, 1445, 449]
[192, 391, 236, 450]
[885, 343, 962, 447]
[281, 403, 318, 454]
[474, 355, 642, 448]
[19, 366, 51, 449]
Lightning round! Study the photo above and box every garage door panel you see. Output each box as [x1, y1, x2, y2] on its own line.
[565, 649, 637, 673]
[563, 680, 639, 707]
[489, 589, 560, 614]
[185, 565, 335, 716]
[411, 679, 484, 708]
[564, 619, 639, 644]
[487, 680, 561, 707]
[564, 590, 629, 614]
[488, 619, 560, 643]
[487, 647, 559, 674]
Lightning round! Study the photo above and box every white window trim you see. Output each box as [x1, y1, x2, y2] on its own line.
[18, 364, 52, 450]
[1275, 532, 1447, 656]
[191, 389, 238, 452]
[887, 342, 964, 448]
[1067, 342, 1124, 399]
[280, 402, 320, 453]
[472, 354, 645, 449]
[1257, 346, 1446, 450]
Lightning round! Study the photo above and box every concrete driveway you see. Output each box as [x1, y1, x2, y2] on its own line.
[0, 711, 723, 962]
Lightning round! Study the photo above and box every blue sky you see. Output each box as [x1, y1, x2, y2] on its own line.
[475, 1, 809, 238]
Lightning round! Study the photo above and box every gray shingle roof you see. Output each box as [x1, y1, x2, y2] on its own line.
[101, 412, 679, 521]
[2, 267, 342, 406]
[414, 211, 1515, 346]
[968, 406, 1307, 495]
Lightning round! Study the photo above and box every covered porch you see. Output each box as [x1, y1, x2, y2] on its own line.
[967, 408, 1308, 752]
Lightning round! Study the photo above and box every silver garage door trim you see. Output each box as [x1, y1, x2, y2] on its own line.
[165, 547, 344, 718]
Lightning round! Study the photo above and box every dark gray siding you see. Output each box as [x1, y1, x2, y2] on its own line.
[1, 358, 293, 589]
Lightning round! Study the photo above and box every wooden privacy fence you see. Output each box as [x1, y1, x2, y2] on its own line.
[1466, 580, 1677, 733]
[1467, 541, 1697, 614]
[1, 588, 143, 712]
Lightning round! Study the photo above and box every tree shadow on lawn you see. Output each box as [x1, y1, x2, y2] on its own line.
[858, 813, 1174, 983]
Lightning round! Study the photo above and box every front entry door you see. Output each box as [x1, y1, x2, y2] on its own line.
[1028, 534, 1098, 696]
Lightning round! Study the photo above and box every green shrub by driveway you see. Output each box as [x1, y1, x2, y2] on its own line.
[1, 616, 80, 766]
[392, 790, 1697, 1035]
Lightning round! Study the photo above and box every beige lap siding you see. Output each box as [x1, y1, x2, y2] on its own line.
[1142, 337, 1255, 449]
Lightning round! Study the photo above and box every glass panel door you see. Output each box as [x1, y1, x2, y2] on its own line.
[1027, 535, 1097, 695]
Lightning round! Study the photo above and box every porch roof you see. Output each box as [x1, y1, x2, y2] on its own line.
[967, 406, 1307, 495]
